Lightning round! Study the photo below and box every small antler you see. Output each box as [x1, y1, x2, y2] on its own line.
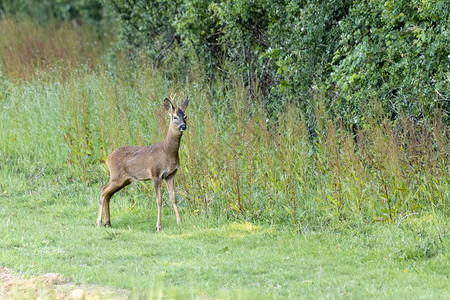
[169, 93, 178, 107]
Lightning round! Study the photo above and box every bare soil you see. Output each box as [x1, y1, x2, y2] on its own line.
[0, 266, 128, 299]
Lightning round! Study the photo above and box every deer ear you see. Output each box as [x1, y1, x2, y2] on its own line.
[180, 96, 189, 111]
[164, 98, 175, 112]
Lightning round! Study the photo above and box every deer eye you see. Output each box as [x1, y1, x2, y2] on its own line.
[183, 115, 187, 120]
[173, 116, 178, 120]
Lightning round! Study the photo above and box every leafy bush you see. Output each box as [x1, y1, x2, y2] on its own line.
[106, 0, 182, 61]
[104, 0, 448, 125]
[3, 1, 447, 124]
[332, 0, 450, 122]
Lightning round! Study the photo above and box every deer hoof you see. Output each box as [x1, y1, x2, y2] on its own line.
[156, 225, 162, 232]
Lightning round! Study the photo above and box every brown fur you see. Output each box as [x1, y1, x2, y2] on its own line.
[96, 96, 189, 231]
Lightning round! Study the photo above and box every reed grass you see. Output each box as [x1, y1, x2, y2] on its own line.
[1, 66, 448, 230]
[0, 17, 448, 230]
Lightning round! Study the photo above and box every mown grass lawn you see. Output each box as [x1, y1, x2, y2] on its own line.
[0, 163, 448, 299]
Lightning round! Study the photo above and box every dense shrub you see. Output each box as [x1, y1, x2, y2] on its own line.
[331, 0, 450, 123]
[102, 0, 448, 124]
[1, 0, 448, 123]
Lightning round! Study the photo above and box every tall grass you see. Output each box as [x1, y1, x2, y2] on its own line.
[1, 67, 448, 229]
[0, 18, 448, 230]
[0, 17, 104, 81]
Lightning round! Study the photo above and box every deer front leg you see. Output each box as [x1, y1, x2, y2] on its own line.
[104, 196, 112, 227]
[154, 178, 163, 232]
[166, 173, 181, 224]
[96, 197, 104, 227]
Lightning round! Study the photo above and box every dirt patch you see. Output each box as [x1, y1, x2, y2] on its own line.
[0, 266, 128, 299]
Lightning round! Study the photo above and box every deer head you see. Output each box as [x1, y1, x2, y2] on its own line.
[164, 94, 189, 132]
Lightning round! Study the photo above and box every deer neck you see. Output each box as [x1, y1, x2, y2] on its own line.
[162, 126, 183, 154]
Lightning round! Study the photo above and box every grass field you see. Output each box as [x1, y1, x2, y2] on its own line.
[0, 162, 449, 298]
[0, 18, 449, 299]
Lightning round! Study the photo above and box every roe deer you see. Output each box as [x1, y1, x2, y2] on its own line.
[96, 95, 189, 231]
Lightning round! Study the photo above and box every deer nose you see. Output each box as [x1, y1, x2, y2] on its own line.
[179, 124, 187, 131]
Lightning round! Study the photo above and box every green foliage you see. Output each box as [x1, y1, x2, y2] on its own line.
[107, 0, 353, 116]
[332, 0, 450, 121]
[0, 0, 104, 28]
[263, 0, 351, 117]
[3, 1, 448, 123]
[103, 0, 449, 124]
[106, 0, 183, 60]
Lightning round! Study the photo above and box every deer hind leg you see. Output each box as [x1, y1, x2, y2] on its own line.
[97, 177, 130, 227]
[166, 174, 181, 224]
[96, 181, 110, 227]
